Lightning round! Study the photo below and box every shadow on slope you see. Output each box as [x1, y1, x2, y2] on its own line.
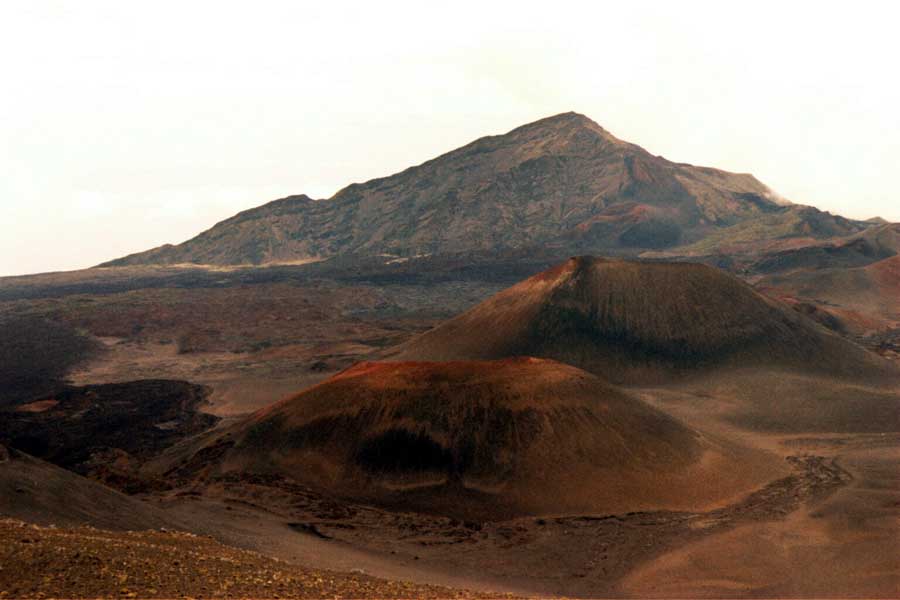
[0, 315, 100, 406]
[172, 358, 782, 520]
[389, 256, 895, 385]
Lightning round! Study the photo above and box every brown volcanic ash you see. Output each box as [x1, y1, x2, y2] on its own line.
[184, 358, 778, 520]
[390, 256, 895, 383]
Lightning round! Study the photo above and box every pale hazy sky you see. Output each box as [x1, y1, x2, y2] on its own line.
[2, 1, 898, 276]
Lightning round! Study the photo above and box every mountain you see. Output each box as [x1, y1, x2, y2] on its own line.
[748, 222, 900, 274]
[389, 256, 894, 383]
[177, 358, 774, 519]
[649, 205, 872, 265]
[101, 112, 852, 267]
[757, 254, 900, 336]
[745, 223, 900, 336]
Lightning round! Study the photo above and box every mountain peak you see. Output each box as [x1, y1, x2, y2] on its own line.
[100, 114, 825, 267]
[535, 110, 594, 125]
[510, 111, 618, 140]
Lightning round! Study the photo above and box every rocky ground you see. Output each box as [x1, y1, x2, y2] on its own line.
[0, 518, 507, 599]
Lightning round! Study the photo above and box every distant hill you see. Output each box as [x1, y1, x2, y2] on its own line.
[101, 112, 871, 268]
[177, 358, 777, 519]
[757, 254, 900, 336]
[745, 223, 900, 336]
[749, 222, 900, 274]
[649, 205, 872, 264]
[390, 256, 894, 383]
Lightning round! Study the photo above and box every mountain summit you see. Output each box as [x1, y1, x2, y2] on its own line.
[102, 113, 864, 267]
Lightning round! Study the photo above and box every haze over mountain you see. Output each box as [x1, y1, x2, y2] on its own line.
[101, 113, 874, 268]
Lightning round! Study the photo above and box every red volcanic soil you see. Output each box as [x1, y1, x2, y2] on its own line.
[389, 256, 894, 383]
[177, 358, 780, 520]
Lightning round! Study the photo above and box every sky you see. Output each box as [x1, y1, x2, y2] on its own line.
[1, 1, 898, 276]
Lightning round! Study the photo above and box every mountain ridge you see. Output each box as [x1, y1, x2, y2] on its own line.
[101, 112, 861, 268]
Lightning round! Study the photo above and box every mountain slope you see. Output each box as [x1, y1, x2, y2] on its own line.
[651, 205, 872, 262]
[757, 254, 900, 336]
[103, 113, 816, 267]
[749, 222, 900, 274]
[0, 444, 176, 531]
[389, 256, 894, 383]
[179, 358, 778, 519]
